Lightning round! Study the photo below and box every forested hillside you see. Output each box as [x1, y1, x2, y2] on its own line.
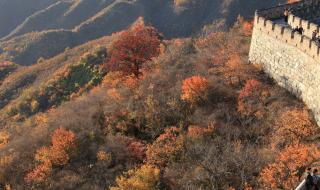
[0, 15, 318, 189]
[0, 0, 284, 66]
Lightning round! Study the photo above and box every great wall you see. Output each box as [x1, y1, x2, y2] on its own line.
[249, 0, 320, 126]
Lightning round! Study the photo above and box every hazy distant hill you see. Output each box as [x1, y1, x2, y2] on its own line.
[0, 0, 58, 38]
[0, 0, 283, 65]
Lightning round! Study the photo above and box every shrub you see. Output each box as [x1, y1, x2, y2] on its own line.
[146, 127, 184, 166]
[260, 143, 320, 189]
[181, 76, 209, 104]
[25, 128, 76, 184]
[187, 125, 214, 139]
[25, 163, 52, 184]
[127, 141, 146, 161]
[0, 131, 9, 147]
[271, 109, 316, 149]
[50, 128, 76, 165]
[97, 150, 112, 163]
[110, 164, 160, 190]
[237, 79, 269, 117]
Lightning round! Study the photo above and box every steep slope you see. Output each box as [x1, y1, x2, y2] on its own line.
[0, 35, 114, 122]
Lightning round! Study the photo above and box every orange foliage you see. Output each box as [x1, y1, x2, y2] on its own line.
[174, 0, 192, 7]
[237, 16, 253, 37]
[211, 48, 228, 66]
[102, 72, 123, 88]
[173, 39, 185, 46]
[25, 163, 52, 184]
[272, 109, 316, 149]
[237, 79, 269, 117]
[146, 127, 184, 166]
[226, 53, 242, 69]
[123, 75, 140, 89]
[25, 128, 76, 183]
[0, 61, 14, 66]
[244, 183, 254, 190]
[187, 125, 214, 138]
[260, 143, 320, 189]
[107, 88, 123, 102]
[107, 20, 161, 77]
[181, 76, 209, 104]
[238, 79, 263, 99]
[288, 0, 300, 3]
[50, 128, 76, 165]
[34, 146, 51, 164]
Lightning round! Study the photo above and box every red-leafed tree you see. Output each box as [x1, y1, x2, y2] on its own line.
[260, 143, 320, 189]
[107, 19, 161, 77]
[237, 79, 269, 117]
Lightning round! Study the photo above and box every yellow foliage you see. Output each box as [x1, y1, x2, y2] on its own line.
[30, 99, 39, 112]
[97, 150, 112, 163]
[0, 131, 9, 147]
[110, 164, 160, 190]
[0, 154, 14, 168]
[34, 113, 49, 126]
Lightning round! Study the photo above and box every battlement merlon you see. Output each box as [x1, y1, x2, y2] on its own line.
[253, 0, 320, 61]
[256, 0, 320, 20]
[249, 0, 320, 126]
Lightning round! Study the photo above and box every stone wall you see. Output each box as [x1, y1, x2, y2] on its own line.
[249, 5, 320, 125]
[253, 14, 320, 60]
[257, 0, 320, 39]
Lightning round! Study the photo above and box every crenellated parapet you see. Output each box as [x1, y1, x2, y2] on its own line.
[254, 0, 320, 61]
[287, 12, 320, 38]
[287, 1, 320, 38]
[254, 15, 320, 60]
[257, 1, 303, 19]
[249, 0, 320, 125]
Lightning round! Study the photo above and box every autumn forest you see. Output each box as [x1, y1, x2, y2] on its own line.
[0, 0, 318, 189]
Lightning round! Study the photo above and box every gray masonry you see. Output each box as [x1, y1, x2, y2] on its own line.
[249, 0, 320, 125]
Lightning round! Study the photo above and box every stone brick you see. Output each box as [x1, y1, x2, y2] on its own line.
[249, 5, 320, 125]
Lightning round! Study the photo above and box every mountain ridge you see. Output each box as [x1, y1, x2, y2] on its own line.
[0, 0, 283, 65]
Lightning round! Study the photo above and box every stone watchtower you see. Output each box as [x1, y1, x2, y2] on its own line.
[249, 0, 320, 125]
